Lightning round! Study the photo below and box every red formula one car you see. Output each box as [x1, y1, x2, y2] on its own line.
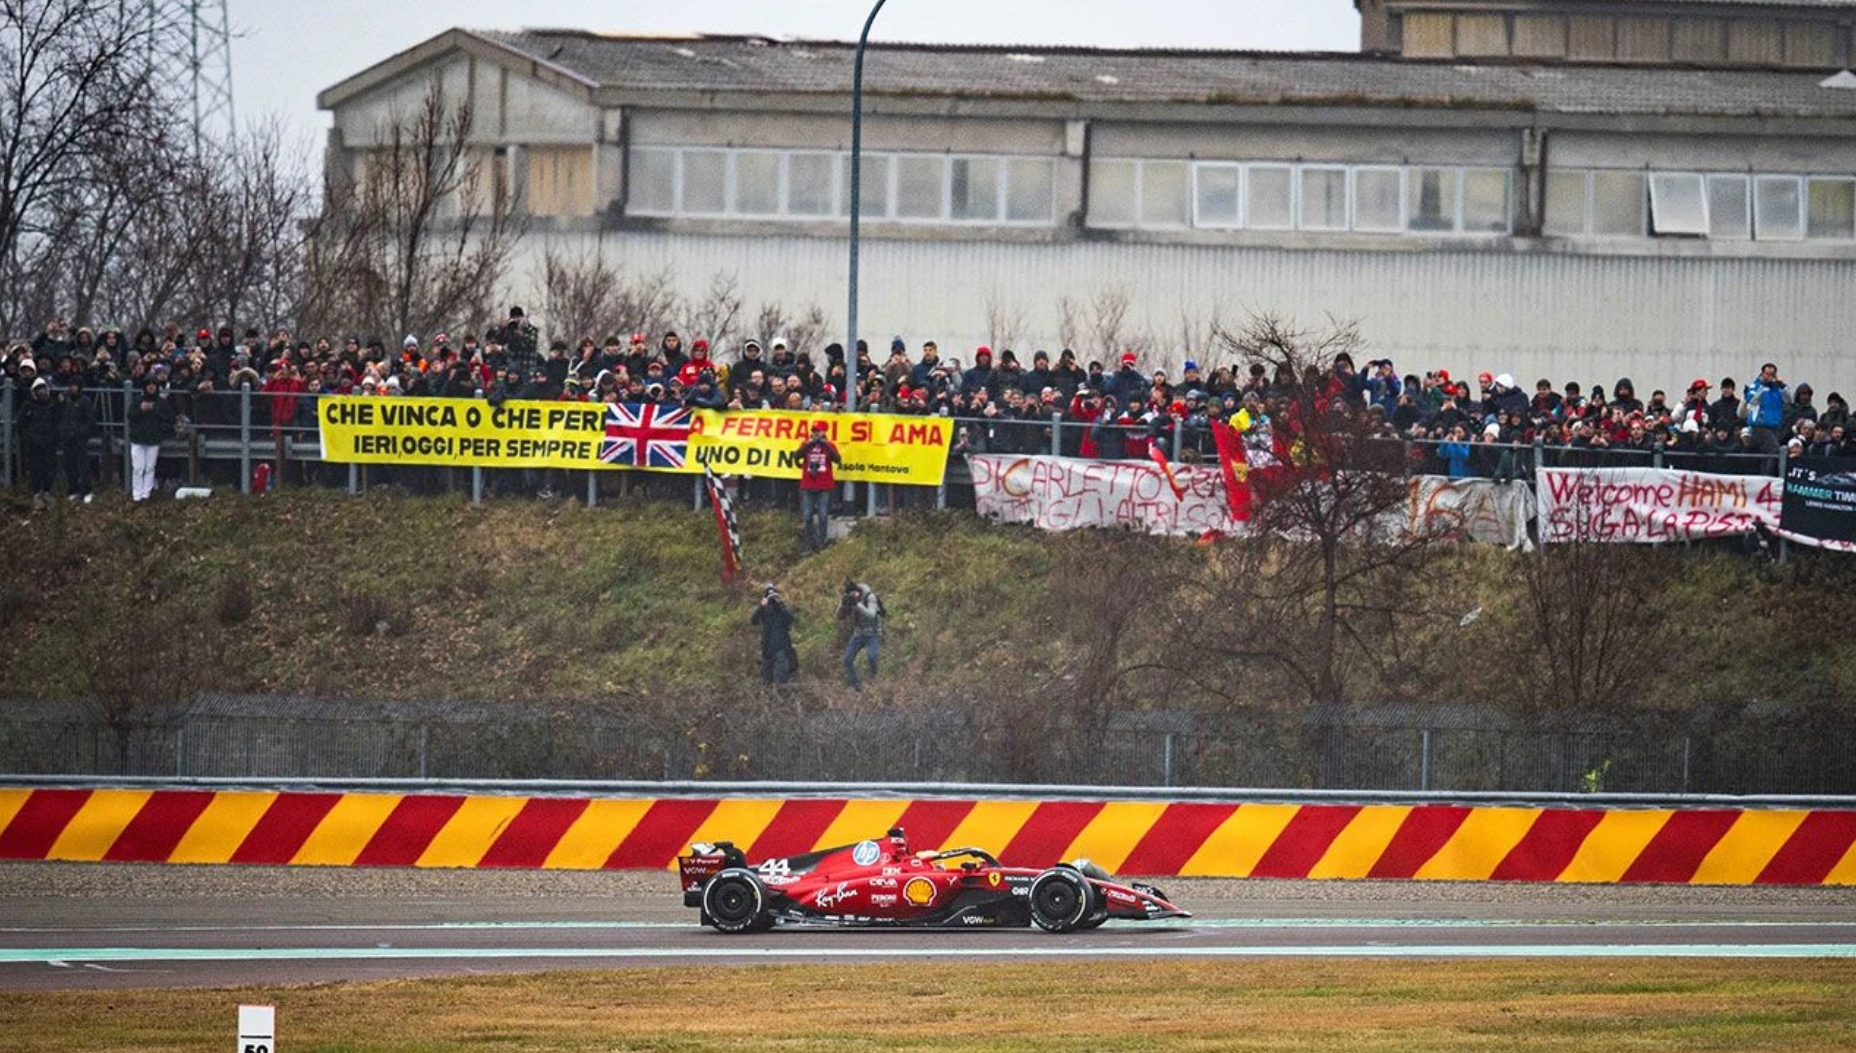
[678, 826, 1190, 933]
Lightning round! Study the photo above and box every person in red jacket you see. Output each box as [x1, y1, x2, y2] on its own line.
[677, 339, 713, 388]
[797, 420, 841, 553]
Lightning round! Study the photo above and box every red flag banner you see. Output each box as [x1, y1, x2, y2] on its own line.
[1147, 444, 1186, 500]
[1209, 421, 1252, 523]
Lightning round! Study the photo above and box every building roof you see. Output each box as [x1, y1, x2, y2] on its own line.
[326, 29, 1856, 121]
[1379, 0, 1856, 7]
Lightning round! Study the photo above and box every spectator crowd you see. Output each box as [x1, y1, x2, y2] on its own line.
[8, 308, 1855, 507]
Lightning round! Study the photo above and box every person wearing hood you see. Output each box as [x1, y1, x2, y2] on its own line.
[1018, 350, 1055, 396]
[766, 338, 796, 380]
[57, 376, 96, 503]
[1489, 373, 1529, 419]
[961, 346, 996, 398]
[1610, 378, 1644, 415]
[126, 377, 175, 501]
[677, 338, 713, 388]
[19, 377, 62, 508]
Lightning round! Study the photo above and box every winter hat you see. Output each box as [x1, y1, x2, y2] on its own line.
[1119, 351, 1137, 367]
[1496, 373, 1515, 389]
[1183, 360, 1200, 372]
[31, 376, 48, 391]
[974, 346, 992, 361]
[403, 335, 418, 348]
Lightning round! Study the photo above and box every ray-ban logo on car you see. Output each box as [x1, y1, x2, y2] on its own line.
[852, 840, 881, 866]
[816, 882, 856, 910]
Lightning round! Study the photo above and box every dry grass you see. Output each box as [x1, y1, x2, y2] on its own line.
[6, 959, 1856, 1052]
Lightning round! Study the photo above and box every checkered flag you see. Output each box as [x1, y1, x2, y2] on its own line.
[703, 464, 742, 581]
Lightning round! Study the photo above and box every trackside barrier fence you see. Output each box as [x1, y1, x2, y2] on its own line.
[3, 695, 1853, 795]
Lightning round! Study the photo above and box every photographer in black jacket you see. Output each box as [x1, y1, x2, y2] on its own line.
[751, 583, 797, 685]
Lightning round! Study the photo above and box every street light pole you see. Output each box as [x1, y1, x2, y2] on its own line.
[848, 0, 889, 411]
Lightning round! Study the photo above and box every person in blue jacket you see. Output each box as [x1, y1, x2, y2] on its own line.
[1440, 424, 1473, 479]
[1745, 362, 1790, 454]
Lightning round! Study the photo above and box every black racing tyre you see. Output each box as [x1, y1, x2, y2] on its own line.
[1028, 867, 1096, 933]
[1077, 914, 1108, 930]
[701, 869, 769, 934]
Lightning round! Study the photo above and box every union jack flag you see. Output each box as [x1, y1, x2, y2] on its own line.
[599, 402, 691, 469]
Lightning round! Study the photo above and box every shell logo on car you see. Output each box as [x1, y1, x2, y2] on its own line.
[903, 876, 936, 906]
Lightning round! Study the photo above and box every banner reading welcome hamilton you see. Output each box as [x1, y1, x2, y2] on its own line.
[318, 398, 953, 485]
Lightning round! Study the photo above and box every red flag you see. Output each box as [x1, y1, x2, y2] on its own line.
[1209, 420, 1251, 523]
[1147, 443, 1186, 500]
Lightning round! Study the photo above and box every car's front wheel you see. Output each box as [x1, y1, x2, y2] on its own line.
[702, 869, 771, 934]
[1028, 867, 1096, 933]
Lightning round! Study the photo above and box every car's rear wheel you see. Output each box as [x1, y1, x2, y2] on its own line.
[1028, 867, 1096, 933]
[702, 870, 770, 934]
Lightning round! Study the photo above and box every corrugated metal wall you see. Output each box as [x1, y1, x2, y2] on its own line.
[517, 232, 1856, 395]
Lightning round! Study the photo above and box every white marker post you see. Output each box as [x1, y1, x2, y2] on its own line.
[237, 1004, 275, 1053]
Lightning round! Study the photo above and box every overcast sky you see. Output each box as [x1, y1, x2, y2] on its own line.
[232, 1, 1359, 143]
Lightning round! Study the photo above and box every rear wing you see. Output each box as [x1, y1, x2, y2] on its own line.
[677, 841, 746, 907]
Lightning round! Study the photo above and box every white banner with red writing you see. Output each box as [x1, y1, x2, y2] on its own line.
[1407, 477, 1534, 550]
[1537, 467, 1782, 544]
[966, 454, 1242, 536]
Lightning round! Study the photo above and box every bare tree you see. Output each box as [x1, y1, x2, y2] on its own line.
[537, 246, 628, 346]
[752, 299, 830, 358]
[984, 291, 1026, 352]
[0, 0, 175, 331]
[303, 82, 520, 339]
[1087, 287, 1130, 360]
[1518, 525, 1677, 714]
[685, 271, 743, 347]
[1055, 294, 1081, 353]
[1167, 315, 1452, 785]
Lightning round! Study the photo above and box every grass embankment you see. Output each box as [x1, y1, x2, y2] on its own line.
[1, 485, 1852, 709]
[5, 960, 1855, 1052]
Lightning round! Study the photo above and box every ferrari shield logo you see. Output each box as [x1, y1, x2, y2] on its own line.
[904, 877, 936, 906]
[987, 871, 1001, 887]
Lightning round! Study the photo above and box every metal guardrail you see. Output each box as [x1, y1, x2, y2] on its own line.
[4, 774, 1853, 810]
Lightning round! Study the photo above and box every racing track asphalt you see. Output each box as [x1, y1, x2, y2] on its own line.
[2, 862, 1854, 990]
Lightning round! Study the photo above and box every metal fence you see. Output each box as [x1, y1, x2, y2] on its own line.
[4, 382, 1802, 511]
[4, 695, 1851, 794]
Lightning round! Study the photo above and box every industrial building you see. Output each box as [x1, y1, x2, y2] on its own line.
[318, 0, 1856, 392]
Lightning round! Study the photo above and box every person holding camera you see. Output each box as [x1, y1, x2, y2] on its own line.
[752, 584, 798, 685]
[838, 579, 884, 691]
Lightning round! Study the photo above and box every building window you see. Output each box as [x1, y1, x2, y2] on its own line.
[950, 156, 1001, 221]
[1707, 175, 1750, 239]
[1005, 158, 1055, 222]
[629, 147, 676, 215]
[1590, 171, 1646, 236]
[894, 155, 944, 219]
[787, 152, 837, 216]
[680, 149, 728, 215]
[1352, 167, 1404, 232]
[1299, 166, 1349, 231]
[1246, 165, 1295, 229]
[1754, 175, 1803, 240]
[1407, 168, 1457, 232]
[1647, 173, 1708, 236]
[842, 154, 890, 218]
[733, 151, 781, 216]
[1806, 177, 1855, 239]
[1544, 170, 1588, 235]
[1461, 169, 1511, 232]
[1139, 161, 1191, 228]
[1194, 163, 1242, 228]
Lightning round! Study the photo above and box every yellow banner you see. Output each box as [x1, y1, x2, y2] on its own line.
[317, 398, 953, 485]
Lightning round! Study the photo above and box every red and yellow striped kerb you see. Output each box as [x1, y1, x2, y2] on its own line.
[2, 789, 1853, 883]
